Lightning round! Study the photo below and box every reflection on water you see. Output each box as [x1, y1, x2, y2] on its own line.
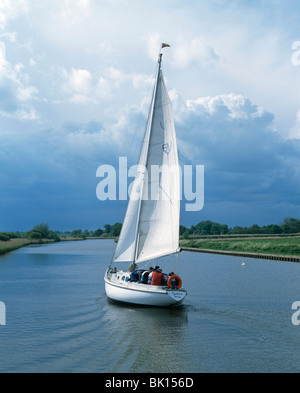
[0, 239, 300, 373]
[100, 300, 188, 373]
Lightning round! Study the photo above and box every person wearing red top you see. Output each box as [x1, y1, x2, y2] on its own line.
[151, 269, 165, 286]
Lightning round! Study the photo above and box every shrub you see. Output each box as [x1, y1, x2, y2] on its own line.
[29, 231, 43, 240]
[0, 233, 10, 241]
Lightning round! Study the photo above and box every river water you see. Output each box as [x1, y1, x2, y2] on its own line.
[0, 239, 299, 373]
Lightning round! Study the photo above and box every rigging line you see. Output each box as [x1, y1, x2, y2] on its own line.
[140, 260, 153, 270]
[159, 185, 173, 205]
[126, 68, 158, 167]
[174, 252, 180, 273]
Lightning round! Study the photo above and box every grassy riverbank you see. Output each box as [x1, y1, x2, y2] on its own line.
[0, 238, 55, 255]
[0, 239, 33, 255]
[1, 232, 300, 259]
[180, 236, 300, 257]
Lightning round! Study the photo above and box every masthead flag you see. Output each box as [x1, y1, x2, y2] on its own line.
[162, 43, 171, 48]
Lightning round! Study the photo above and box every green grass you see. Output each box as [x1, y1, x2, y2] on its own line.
[180, 237, 300, 256]
[0, 239, 33, 255]
[0, 238, 56, 256]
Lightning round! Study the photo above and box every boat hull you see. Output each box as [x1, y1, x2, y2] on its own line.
[104, 271, 187, 307]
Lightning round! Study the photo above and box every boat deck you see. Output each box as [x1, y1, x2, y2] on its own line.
[106, 270, 184, 294]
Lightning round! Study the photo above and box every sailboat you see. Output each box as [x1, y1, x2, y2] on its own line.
[104, 45, 187, 307]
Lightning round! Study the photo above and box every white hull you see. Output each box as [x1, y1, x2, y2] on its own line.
[104, 269, 187, 307]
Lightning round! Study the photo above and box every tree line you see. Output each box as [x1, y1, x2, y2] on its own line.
[0, 218, 299, 243]
[59, 223, 123, 239]
[180, 217, 300, 237]
[63, 217, 300, 239]
[0, 223, 60, 242]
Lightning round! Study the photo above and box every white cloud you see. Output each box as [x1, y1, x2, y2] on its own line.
[0, 40, 7, 68]
[65, 68, 93, 103]
[186, 94, 265, 120]
[16, 108, 39, 121]
[173, 91, 276, 166]
[57, 0, 93, 26]
[144, 33, 219, 68]
[144, 32, 162, 61]
[0, 0, 28, 29]
[61, 65, 154, 104]
[69, 68, 92, 93]
[0, 31, 17, 42]
[62, 67, 110, 104]
[0, 41, 39, 121]
[105, 66, 154, 90]
[172, 37, 220, 68]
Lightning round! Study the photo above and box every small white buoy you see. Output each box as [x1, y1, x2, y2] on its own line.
[241, 261, 246, 267]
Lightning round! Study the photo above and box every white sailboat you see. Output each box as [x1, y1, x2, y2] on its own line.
[104, 45, 187, 307]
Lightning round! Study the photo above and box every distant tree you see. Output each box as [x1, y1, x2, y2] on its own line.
[229, 226, 246, 235]
[180, 225, 189, 236]
[261, 225, 282, 234]
[47, 231, 61, 242]
[182, 232, 190, 239]
[25, 224, 60, 242]
[93, 228, 104, 237]
[247, 225, 261, 234]
[33, 223, 49, 238]
[281, 218, 300, 234]
[211, 223, 229, 235]
[83, 229, 91, 238]
[220, 224, 229, 235]
[110, 223, 122, 237]
[200, 221, 213, 235]
[104, 224, 112, 234]
[0, 233, 10, 241]
[189, 225, 197, 234]
[29, 231, 43, 240]
[4, 232, 18, 239]
[71, 229, 84, 238]
[187, 221, 229, 236]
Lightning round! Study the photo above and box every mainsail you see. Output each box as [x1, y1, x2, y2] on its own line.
[113, 53, 180, 264]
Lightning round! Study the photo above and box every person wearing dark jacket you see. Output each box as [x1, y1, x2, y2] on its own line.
[141, 267, 153, 284]
[130, 270, 139, 282]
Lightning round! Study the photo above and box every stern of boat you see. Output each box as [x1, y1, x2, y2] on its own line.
[166, 288, 187, 304]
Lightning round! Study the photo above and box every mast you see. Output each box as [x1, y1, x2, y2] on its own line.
[132, 52, 163, 263]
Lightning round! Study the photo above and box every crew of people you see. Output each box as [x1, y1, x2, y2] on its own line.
[130, 266, 180, 287]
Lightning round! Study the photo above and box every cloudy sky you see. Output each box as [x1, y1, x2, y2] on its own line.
[0, 0, 300, 232]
